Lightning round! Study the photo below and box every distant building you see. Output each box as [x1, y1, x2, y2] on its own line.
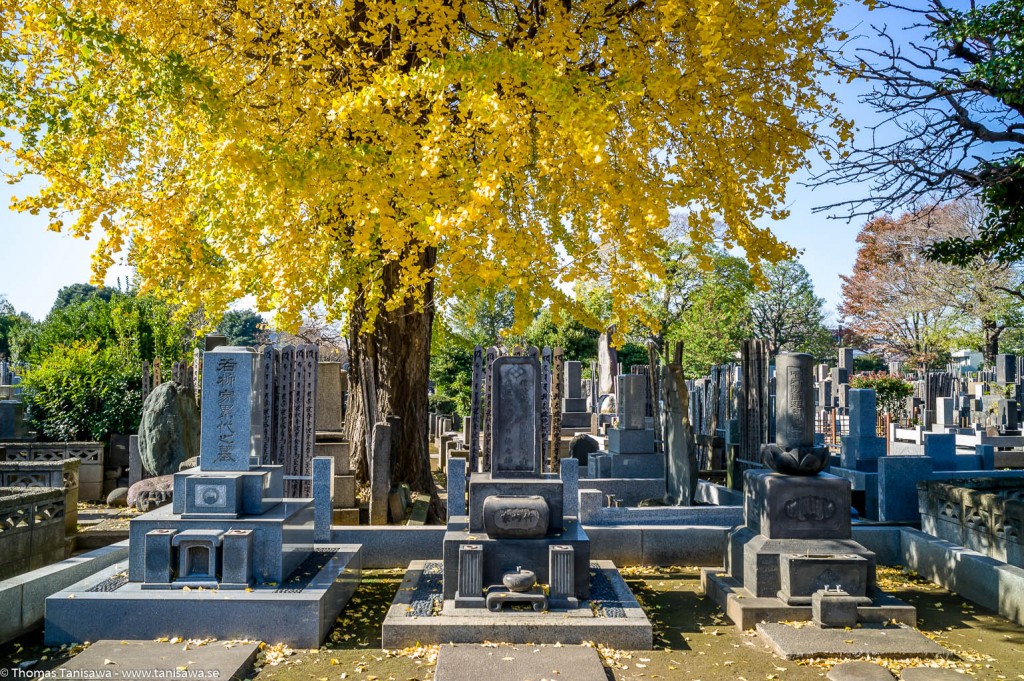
[950, 349, 984, 372]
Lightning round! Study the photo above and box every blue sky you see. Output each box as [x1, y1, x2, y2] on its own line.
[0, 1, 892, 322]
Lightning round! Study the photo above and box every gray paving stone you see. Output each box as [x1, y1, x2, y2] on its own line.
[59, 639, 260, 680]
[827, 661, 895, 681]
[759, 622, 950, 660]
[434, 644, 606, 681]
[900, 668, 969, 680]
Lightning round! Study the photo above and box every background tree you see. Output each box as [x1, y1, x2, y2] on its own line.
[1, 0, 849, 507]
[914, 200, 1024, 362]
[749, 259, 831, 356]
[0, 296, 32, 361]
[50, 283, 117, 312]
[840, 202, 1023, 367]
[666, 252, 754, 377]
[818, 0, 1024, 265]
[17, 287, 192, 441]
[841, 214, 963, 368]
[217, 309, 267, 348]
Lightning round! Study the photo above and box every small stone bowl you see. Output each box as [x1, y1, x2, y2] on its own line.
[502, 567, 537, 593]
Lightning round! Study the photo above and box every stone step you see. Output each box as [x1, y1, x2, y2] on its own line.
[758, 622, 952, 660]
[434, 644, 606, 681]
[59, 639, 260, 680]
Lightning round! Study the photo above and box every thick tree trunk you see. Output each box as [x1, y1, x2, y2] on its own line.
[982, 318, 1004, 367]
[345, 246, 442, 521]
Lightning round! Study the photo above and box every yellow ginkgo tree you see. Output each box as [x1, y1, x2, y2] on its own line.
[0, 0, 850, 506]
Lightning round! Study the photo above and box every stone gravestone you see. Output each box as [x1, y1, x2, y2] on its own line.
[469, 346, 483, 472]
[491, 357, 542, 478]
[199, 348, 262, 471]
[444, 354, 590, 611]
[568, 433, 599, 468]
[996, 354, 1017, 385]
[704, 352, 918, 636]
[838, 347, 854, 372]
[45, 344, 362, 648]
[590, 374, 662, 479]
[0, 399, 25, 439]
[139, 382, 201, 476]
[839, 389, 886, 472]
[561, 361, 590, 428]
[662, 363, 697, 506]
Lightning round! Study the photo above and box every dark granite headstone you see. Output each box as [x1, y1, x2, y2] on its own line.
[490, 356, 542, 478]
[564, 361, 582, 399]
[260, 346, 276, 465]
[996, 354, 1017, 384]
[469, 346, 483, 471]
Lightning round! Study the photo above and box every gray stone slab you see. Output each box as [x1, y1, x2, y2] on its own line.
[447, 457, 467, 518]
[900, 668, 970, 681]
[609, 452, 664, 478]
[878, 456, 933, 522]
[828, 661, 895, 681]
[564, 361, 583, 400]
[312, 456, 334, 542]
[315, 362, 344, 433]
[757, 622, 946, 659]
[616, 374, 647, 430]
[923, 433, 956, 470]
[607, 427, 655, 454]
[560, 457, 579, 517]
[200, 347, 261, 471]
[434, 644, 605, 681]
[60, 639, 260, 680]
[757, 622, 950, 660]
[847, 389, 878, 439]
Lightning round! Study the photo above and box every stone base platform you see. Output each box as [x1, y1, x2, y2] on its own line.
[756, 622, 952, 660]
[382, 560, 652, 649]
[701, 569, 916, 631]
[44, 544, 361, 648]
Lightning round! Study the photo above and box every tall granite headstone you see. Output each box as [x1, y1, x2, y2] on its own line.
[491, 356, 542, 478]
[199, 347, 262, 471]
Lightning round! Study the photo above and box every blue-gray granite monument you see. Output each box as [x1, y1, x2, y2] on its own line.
[44, 346, 361, 648]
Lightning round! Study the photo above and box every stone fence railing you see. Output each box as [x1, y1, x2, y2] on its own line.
[0, 486, 66, 580]
[0, 458, 79, 532]
[918, 477, 1024, 568]
[0, 442, 104, 501]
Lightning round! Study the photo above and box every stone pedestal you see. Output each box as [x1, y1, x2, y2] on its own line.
[702, 469, 915, 630]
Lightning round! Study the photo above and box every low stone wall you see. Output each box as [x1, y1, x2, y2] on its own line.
[579, 489, 742, 527]
[0, 459, 79, 532]
[0, 487, 66, 580]
[0, 541, 128, 644]
[918, 477, 1024, 567]
[1, 442, 104, 501]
